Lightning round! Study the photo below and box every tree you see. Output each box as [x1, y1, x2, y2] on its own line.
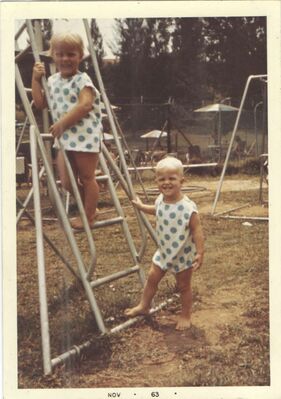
[201, 17, 267, 102]
[79, 19, 105, 89]
[113, 18, 175, 102]
[170, 18, 207, 105]
[90, 19, 104, 63]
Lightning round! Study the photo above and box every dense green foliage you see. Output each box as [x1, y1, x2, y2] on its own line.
[109, 17, 266, 108]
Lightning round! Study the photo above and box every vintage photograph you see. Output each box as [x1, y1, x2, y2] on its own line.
[2, 1, 281, 398]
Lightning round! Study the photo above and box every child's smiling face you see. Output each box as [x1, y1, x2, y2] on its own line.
[52, 43, 82, 78]
[156, 167, 184, 202]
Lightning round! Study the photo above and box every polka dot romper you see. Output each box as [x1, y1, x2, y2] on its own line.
[152, 194, 198, 274]
[48, 71, 102, 152]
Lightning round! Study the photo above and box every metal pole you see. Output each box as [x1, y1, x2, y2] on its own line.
[16, 66, 106, 334]
[211, 75, 267, 215]
[98, 153, 140, 264]
[218, 108, 222, 161]
[30, 126, 52, 375]
[16, 166, 45, 224]
[261, 81, 268, 155]
[254, 101, 263, 156]
[17, 198, 81, 280]
[83, 19, 155, 257]
[50, 295, 178, 368]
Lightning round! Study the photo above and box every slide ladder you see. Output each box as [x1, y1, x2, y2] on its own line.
[15, 19, 163, 375]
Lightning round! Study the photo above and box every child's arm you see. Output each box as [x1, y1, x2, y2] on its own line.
[189, 212, 204, 271]
[31, 62, 47, 110]
[132, 196, 156, 215]
[49, 87, 94, 138]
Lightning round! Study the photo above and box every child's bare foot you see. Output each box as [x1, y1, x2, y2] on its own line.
[70, 214, 98, 230]
[124, 305, 149, 318]
[175, 316, 191, 330]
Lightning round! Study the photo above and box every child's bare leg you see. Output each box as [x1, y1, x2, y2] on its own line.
[125, 264, 165, 317]
[56, 150, 83, 197]
[175, 268, 193, 330]
[69, 152, 100, 228]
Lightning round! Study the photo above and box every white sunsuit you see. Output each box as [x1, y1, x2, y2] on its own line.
[152, 194, 198, 274]
[48, 71, 103, 153]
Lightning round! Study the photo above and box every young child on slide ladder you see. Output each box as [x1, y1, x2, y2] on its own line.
[32, 32, 102, 230]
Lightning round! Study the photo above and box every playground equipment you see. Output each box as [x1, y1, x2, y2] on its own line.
[211, 74, 268, 220]
[15, 19, 176, 375]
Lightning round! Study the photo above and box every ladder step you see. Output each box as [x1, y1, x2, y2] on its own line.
[56, 174, 108, 187]
[96, 174, 109, 182]
[72, 216, 124, 232]
[90, 216, 123, 229]
[90, 265, 140, 288]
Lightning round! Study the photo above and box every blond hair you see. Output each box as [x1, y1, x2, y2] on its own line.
[155, 156, 184, 176]
[49, 32, 84, 58]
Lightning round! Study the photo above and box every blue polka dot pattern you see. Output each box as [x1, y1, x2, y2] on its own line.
[184, 246, 191, 254]
[152, 196, 198, 273]
[48, 71, 102, 152]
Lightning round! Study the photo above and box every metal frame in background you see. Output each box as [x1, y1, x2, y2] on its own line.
[211, 74, 268, 222]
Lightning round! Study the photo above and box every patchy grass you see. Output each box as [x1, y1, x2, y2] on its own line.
[17, 174, 269, 387]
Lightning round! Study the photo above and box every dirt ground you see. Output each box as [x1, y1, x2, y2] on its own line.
[16, 172, 269, 388]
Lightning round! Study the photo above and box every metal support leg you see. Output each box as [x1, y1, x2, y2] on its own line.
[30, 126, 52, 375]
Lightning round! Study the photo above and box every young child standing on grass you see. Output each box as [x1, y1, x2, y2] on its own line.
[32, 32, 102, 230]
[125, 157, 204, 330]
